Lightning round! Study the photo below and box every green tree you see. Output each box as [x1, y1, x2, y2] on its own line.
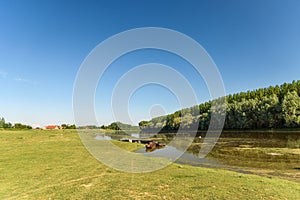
[61, 124, 67, 129]
[108, 122, 121, 130]
[282, 91, 300, 127]
[13, 123, 32, 129]
[69, 124, 76, 129]
[139, 80, 300, 131]
[0, 117, 5, 128]
[4, 122, 12, 128]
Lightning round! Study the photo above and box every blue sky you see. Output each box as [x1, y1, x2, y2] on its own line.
[0, 0, 300, 127]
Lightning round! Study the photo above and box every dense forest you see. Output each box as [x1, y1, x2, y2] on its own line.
[139, 80, 300, 131]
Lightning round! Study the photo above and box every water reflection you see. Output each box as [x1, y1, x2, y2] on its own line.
[94, 131, 300, 177]
[131, 133, 156, 138]
[130, 133, 140, 138]
[136, 145, 254, 174]
[94, 135, 112, 140]
[136, 145, 224, 168]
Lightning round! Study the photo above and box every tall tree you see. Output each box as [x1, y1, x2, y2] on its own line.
[282, 91, 300, 127]
[0, 117, 5, 128]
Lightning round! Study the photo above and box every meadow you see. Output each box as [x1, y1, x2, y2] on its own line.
[1, 129, 300, 199]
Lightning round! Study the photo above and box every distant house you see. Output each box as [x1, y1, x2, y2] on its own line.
[43, 125, 61, 130]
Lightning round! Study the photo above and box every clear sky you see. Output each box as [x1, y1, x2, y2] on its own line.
[0, 0, 300, 127]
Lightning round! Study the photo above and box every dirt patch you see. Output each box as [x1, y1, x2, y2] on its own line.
[81, 183, 93, 189]
[266, 152, 283, 156]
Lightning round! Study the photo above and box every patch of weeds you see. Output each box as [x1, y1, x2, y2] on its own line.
[287, 138, 300, 148]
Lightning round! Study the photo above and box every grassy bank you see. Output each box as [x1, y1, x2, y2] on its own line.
[1, 129, 299, 199]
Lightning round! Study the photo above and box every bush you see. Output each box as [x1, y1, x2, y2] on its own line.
[287, 138, 300, 148]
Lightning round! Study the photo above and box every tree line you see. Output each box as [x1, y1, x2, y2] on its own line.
[0, 118, 32, 129]
[100, 121, 140, 131]
[61, 124, 76, 129]
[139, 80, 300, 131]
[0, 119, 77, 130]
[76, 122, 140, 131]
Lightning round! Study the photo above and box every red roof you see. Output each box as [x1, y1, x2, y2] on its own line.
[45, 125, 59, 129]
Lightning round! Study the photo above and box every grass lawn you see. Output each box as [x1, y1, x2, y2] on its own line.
[0, 129, 299, 199]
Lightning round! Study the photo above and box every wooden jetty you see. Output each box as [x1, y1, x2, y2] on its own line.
[119, 138, 153, 144]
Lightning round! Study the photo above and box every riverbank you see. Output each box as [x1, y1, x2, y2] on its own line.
[141, 128, 300, 134]
[1, 129, 299, 199]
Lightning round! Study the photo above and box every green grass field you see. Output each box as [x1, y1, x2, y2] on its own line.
[1, 130, 299, 199]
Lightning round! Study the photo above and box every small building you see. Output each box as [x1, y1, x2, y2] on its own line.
[43, 125, 61, 130]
